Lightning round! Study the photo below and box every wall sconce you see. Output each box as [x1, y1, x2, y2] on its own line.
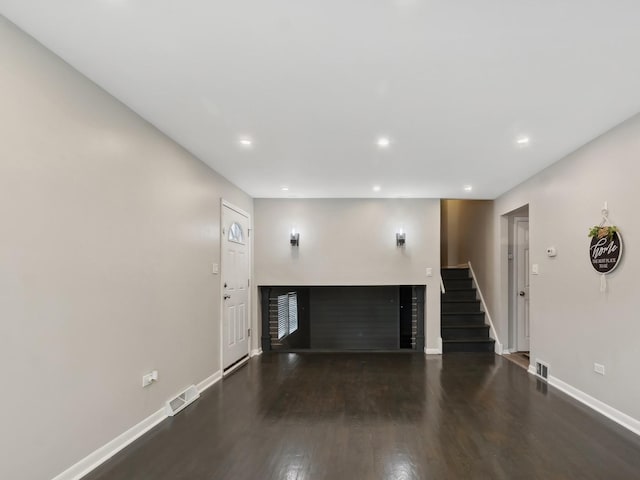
[290, 230, 300, 247]
[396, 231, 406, 247]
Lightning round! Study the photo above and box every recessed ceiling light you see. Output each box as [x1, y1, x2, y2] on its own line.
[464, 185, 473, 192]
[281, 186, 289, 191]
[238, 136, 253, 148]
[376, 137, 391, 148]
[373, 185, 381, 192]
[516, 137, 530, 146]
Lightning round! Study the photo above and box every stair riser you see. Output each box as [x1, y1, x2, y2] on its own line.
[443, 279, 473, 290]
[442, 290, 477, 301]
[442, 302, 482, 313]
[442, 326, 490, 340]
[443, 341, 495, 353]
[442, 313, 485, 323]
[442, 318, 486, 327]
[441, 269, 470, 280]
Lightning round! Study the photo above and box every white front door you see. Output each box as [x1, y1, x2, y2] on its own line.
[221, 202, 250, 371]
[515, 218, 530, 352]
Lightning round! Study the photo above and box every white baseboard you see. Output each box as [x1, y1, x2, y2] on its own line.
[51, 407, 166, 480]
[424, 347, 442, 354]
[548, 375, 640, 437]
[196, 370, 222, 393]
[250, 348, 263, 357]
[53, 369, 224, 480]
[526, 367, 640, 437]
[425, 338, 443, 355]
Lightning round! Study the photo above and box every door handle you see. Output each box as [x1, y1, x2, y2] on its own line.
[224, 295, 231, 300]
[519, 291, 526, 297]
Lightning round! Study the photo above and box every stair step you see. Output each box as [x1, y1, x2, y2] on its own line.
[442, 312, 485, 325]
[442, 278, 473, 290]
[442, 300, 482, 313]
[441, 268, 470, 280]
[443, 338, 495, 353]
[442, 325, 490, 340]
[442, 290, 477, 301]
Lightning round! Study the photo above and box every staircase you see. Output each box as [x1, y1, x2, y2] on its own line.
[441, 267, 495, 353]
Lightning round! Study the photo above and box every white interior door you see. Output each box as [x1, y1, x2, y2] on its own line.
[515, 218, 530, 352]
[221, 202, 250, 370]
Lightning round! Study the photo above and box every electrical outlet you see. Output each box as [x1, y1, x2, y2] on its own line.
[142, 370, 159, 387]
[594, 363, 606, 376]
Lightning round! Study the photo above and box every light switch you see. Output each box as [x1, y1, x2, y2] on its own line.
[532, 264, 539, 275]
[426, 268, 433, 277]
[212, 263, 219, 274]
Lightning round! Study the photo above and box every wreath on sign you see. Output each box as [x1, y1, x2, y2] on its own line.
[588, 225, 619, 241]
[588, 208, 623, 293]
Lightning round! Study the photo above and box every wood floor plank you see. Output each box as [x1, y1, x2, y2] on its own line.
[83, 353, 640, 480]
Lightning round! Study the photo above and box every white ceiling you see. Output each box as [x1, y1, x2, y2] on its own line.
[2, 1, 640, 199]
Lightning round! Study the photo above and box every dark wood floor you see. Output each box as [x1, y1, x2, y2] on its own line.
[84, 353, 640, 480]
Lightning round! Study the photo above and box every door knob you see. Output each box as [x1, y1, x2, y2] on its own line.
[224, 295, 231, 300]
[519, 291, 526, 297]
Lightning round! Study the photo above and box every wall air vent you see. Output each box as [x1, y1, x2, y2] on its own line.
[535, 360, 549, 381]
[165, 385, 200, 416]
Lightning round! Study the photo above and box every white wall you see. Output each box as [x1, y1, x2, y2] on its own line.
[254, 198, 441, 350]
[488, 114, 640, 422]
[0, 17, 252, 480]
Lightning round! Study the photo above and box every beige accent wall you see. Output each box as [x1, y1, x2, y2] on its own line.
[441, 200, 493, 274]
[488, 114, 640, 421]
[0, 17, 252, 480]
[440, 199, 461, 266]
[253, 198, 441, 350]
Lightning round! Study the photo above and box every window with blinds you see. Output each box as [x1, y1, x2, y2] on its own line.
[287, 293, 298, 334]
[277, 292, 298, 340]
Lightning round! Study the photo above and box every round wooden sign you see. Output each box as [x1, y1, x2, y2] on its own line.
[589, 232, 623, 274]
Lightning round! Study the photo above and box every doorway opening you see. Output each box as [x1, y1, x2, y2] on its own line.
[504, 205, 530, 363]
[399, 286, 414, 349]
